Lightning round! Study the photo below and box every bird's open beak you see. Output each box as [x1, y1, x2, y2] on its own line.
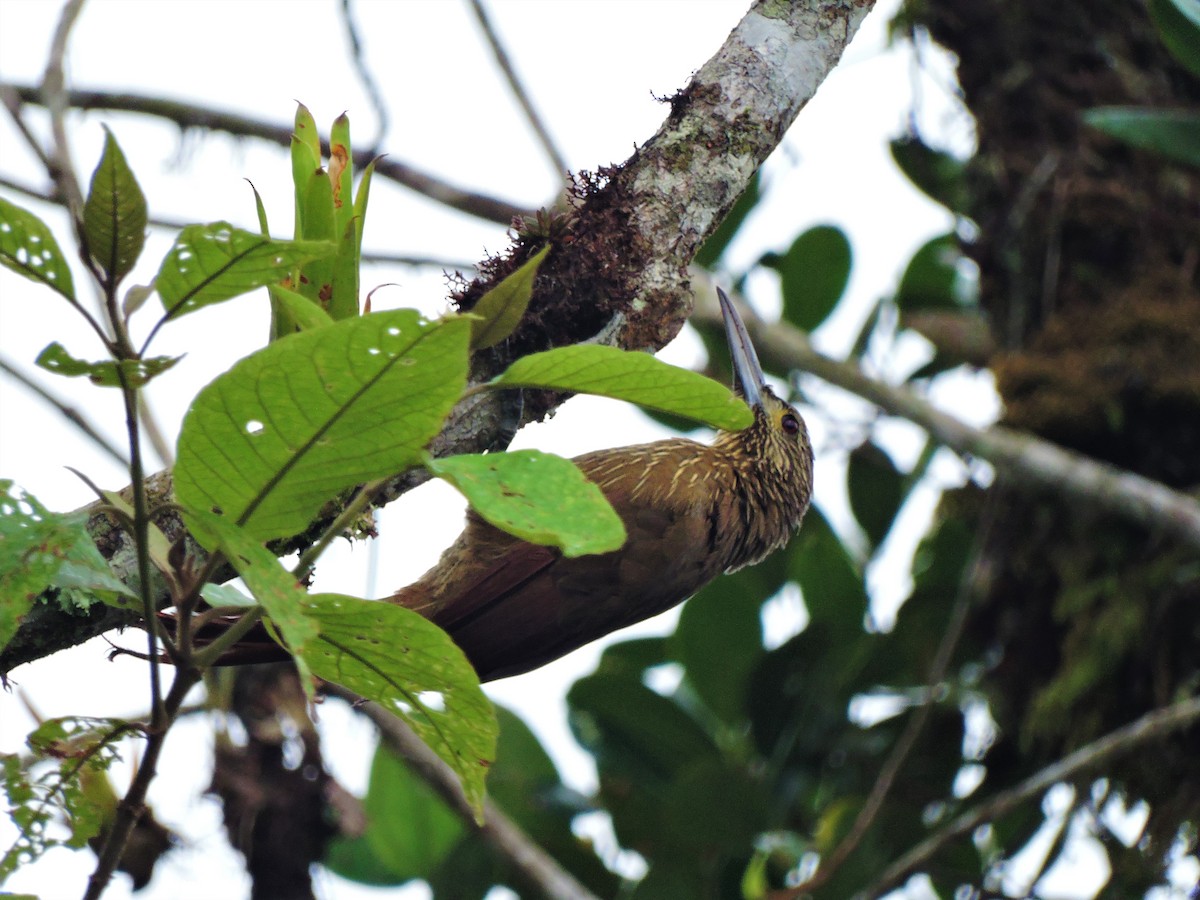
[717, 286, 767, 410]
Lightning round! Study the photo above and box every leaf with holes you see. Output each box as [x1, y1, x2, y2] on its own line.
[83, 127, 147, 286]
[0, 196, 76, 302]
[36, 342, 180, 388]
[0, 481, 136, 648]
[428, 449, 625, 557]
[174, 310, 470, 544]
[491, 344, 753, 431]
[299, 593, 497, 819]
[154, 221, 334, 322]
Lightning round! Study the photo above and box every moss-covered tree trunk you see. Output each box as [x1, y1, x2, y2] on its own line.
[909, 0, 1200, 890]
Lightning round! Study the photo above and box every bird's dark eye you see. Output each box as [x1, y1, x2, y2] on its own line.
[781, 413, 800, 435]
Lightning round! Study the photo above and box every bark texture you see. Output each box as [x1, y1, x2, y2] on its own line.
[910, 0, 1200, 882]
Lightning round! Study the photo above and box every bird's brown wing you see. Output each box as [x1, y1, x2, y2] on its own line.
[397, 440, 731, 681]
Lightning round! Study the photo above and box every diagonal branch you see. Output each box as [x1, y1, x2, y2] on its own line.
[851, 692, 1200, 900]
[694, 294, 1200, 549]
[469, 0, 571, 180]
[324, 683, 599, 900]
[1, 0, 876, 674]
[0, 83, 532, 225]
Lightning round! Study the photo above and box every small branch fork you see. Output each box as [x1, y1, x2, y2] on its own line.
[851, 693, 1200, 900]
[324, 683, 601, 900]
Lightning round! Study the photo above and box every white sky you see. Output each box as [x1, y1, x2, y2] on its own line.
[0, 1, 1120, 899]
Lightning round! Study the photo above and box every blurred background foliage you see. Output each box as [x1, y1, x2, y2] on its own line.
[324, 0, 1200, 897]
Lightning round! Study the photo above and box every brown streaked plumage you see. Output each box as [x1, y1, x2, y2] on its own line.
[390, 288, 813, 682]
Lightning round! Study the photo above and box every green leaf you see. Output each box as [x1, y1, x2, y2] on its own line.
[329, 113, 354, 241]
[765, 224, 852, 332]
[192, 510, 318, 662]
[428, 450, 625, 557]
[1083, 107, 1200, 168]
[568, 671, 721, 850]
[847, 442, 905, 548]
[154, 222, 334, 322]
[298, 168, 337, 309]
[299, 593, 497, 818]
[0, 195, 76, 301]
[324, 741, 465, 885]
[1, 717, 129, 878]
[328, 216, 360, 321]
[890, 136, 967, 213]
[695, 172, 760, 269]
[248, 179, 271, 235]
[175, 311, 470, 543]
[0, 481, 136, 643]
[789, 507, 866, 641]
[895, 232, 964, 312]
[268, 283, 335, 332]
[660, 759, 770, 852]
[36, 341, 180, 388]
[670, 553, 784, 723]
[291, 103, 322, 238]
[468, 246, 549, 349]
[82, 127, 147, 286]
[492, 344, 753, 431]
[1150, 0, 1200, 77]
[568, 673, 719, 782]
[352, 158, 377, 258]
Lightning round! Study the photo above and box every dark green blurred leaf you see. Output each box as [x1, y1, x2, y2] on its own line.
[696, 172, 761, 268]
[860, 515, 973, 687]
[789, 507, 867, 640]
[488, 707, 619, 896]
[764, 225, 852, 332]
[630, 861, 707, 900]
[323, 742, 464, 885]
[847, 442, 905, 549]
[596, 636, 670, 677]
[671, 550, 787, 723]
[568, 673, 719, 782]
[895, 233, 964, 313]
[661, 759, 769, 852]
[890, 136, 968, 213]
[1149, 0, 1200, 77]
[1083, 107, 1200, 168]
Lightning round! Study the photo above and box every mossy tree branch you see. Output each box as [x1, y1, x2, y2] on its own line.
[1, 0, 875, 674]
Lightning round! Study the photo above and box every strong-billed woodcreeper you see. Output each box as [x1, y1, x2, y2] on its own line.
[389, 289, 813, 681]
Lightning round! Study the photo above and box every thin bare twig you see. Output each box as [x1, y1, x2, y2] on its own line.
[469, 0, 571, 180]
[0, 172, 478, 271]
[338, 0, 390, 153]
[39, 0, 88, 221]
[852, 692, 1200, 900]
[83, 668, 202, 900]
[138, 393, 174, 469]
[0, 355, 128, 466]
[2, 83, 532, 225]
[0, 84, 57, 176]
[324, 683, 601, 900]
[696, 292, 1200, 549]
